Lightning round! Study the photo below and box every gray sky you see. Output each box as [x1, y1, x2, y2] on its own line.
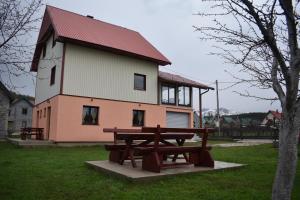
[16, 0, 281, 113]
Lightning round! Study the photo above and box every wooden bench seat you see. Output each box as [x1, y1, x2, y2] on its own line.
[134, 146, 212, 154]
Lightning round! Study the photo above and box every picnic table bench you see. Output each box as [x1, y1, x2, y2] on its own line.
[103, 125, 215, 173]
[20, 128, 44, 140]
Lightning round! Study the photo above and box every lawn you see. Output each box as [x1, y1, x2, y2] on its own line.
[0, 142, 299, 200]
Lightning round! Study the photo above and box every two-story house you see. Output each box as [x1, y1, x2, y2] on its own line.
[31, 6, 213, 142]
[8, 98, 34, 133]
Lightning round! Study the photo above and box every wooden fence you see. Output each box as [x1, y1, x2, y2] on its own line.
[210, 126, 278, 140]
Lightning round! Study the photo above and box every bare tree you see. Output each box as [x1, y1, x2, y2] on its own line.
[0, 0, 43, 91]
[194, 0, 299, 199]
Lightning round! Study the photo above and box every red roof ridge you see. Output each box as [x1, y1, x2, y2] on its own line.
[31, 5, 171, 71]
[46, 5, 139, 34]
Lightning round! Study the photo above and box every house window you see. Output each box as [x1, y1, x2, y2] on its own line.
[52, 34, 56, 47]
[134, 73, 146, 90]
[161, 85, 175, 104]
[133, 110, 144, 126]
[22, 108, 28, 115]
[50, 66, 56, 85]
[21, 121, 27, 128]
[178, 86, 191, 106]
[42, 44, 46, 58]
[82, 106, 99, 125]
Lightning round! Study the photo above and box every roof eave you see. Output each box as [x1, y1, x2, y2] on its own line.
[58, 36, 171, 66]
[158, 77, 214, 90]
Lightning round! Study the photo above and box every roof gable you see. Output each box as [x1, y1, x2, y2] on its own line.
[31, 5, 171, 71]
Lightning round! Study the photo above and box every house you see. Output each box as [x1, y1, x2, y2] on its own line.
[8, 97, 34, 133]
[0, 82, 13, 138]
[30, 6, 213, 142]
[261, 110, 282, 127]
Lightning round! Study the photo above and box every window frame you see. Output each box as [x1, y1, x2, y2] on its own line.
[132, 110, 145, 127]
[42, 44, 46, 58]
[161, 84, 176, 105]
[178, 86, 191, 107]
[50, 66, 56, 86]
[82, 105, 99, 125]
[134, 73, 146, 91]
[52, 34, 56, 48]
[22, 108, 28, 115]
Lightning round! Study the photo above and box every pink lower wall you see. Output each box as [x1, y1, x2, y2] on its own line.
[32, 95, 193, 142]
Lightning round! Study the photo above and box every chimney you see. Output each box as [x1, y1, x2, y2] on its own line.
[86, 15, 94, 19]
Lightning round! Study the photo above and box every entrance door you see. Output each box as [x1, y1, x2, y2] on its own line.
[46, 107, 51, 139]
[166, 112, 190, 128]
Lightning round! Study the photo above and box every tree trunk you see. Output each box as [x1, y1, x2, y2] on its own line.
[272, 113, 299, 200]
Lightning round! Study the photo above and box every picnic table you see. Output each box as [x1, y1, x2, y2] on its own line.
[20, 127, 44, 140]
[104, 125, 215, 173]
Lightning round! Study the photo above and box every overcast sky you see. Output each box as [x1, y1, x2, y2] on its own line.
[16, 0, 281, 113]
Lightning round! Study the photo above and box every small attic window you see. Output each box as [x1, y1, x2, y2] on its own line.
[52, 34, 56, 47]
[86, 15, 94, 19]
[42, 44, 46, 58]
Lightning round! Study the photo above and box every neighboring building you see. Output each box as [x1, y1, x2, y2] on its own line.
[30, 6, 213, 142]
[0, 82, 13, 138]
[261, 110, 282, 127]
[8, 98, 34, 133]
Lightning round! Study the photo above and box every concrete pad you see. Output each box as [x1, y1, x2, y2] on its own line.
[86, 159, 245, 181]
[7, 138, 55, 147]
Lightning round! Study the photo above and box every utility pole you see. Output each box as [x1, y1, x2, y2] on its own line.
[216, 80, 221, 136]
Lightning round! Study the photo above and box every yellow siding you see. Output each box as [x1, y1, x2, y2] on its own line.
[63, 43, 158, 104]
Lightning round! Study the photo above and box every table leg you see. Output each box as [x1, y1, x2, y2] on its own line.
[172, 139, 189, 162]
[120, 139, 137, 168]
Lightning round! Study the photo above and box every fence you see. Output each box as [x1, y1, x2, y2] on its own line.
[210, 126, 278, 140]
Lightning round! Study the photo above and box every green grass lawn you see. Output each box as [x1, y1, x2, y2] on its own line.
[0, 142, 299, 200]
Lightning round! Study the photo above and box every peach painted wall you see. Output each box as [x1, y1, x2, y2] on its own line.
[32, 95, 193, 142]
[32, 96, 59, 140]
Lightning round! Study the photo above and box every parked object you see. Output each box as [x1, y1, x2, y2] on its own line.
[104, 125, 214, 173]
[20, 128, 44, 140]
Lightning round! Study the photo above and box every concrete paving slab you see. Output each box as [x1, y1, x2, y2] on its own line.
[86, 159, 245, 181]
[7, 138, 55, 147]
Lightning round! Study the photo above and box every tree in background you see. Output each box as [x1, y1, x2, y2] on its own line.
[195, 0, 299, 199]
[0, 0, 43, 90]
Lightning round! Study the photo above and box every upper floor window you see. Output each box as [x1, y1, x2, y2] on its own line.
[134, 73, 146, 91]
[178, 86, 191, 106]
[42, 44, 46, 58]
[52, 34, 56, 47]
[133, 110, 144, 126]
[22, 108, 28, 115]
[50, 66, 56, 85]
[82, 106, 99, 125]
[161, 85, 175, 104]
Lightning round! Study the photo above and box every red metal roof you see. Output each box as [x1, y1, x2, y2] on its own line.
[31, 5, 171, 71]
[159, 71, 214, 90]
[270, 110, 282, 120]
